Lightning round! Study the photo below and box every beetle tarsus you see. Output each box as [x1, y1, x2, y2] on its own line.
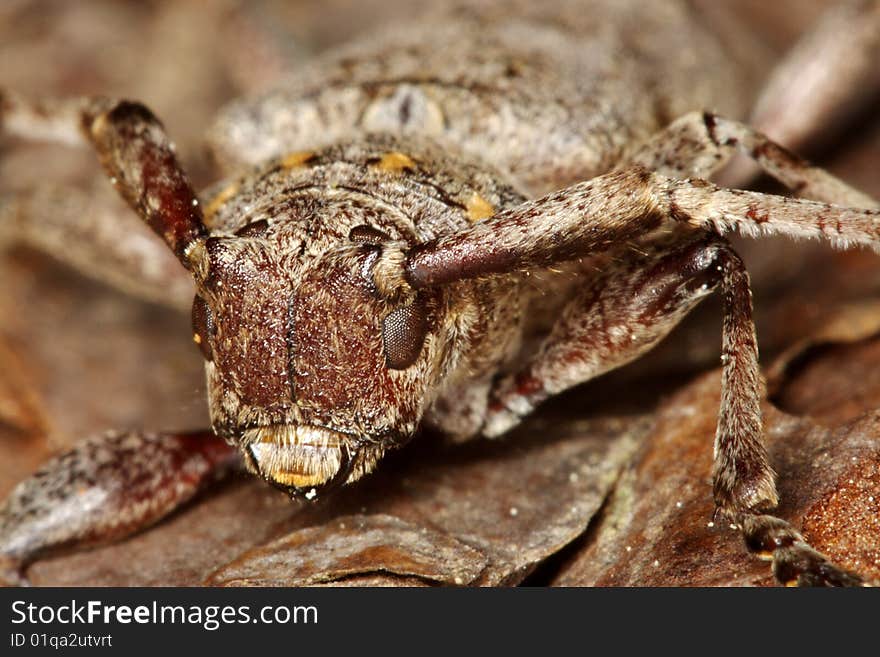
[736, 513, 871, 587]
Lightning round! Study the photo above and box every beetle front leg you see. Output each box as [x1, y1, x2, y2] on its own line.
[480, 233, 774, 517]
[483, 233, 867, 586]
[0, 430, 240, 585]
[482, 231, 725, 437]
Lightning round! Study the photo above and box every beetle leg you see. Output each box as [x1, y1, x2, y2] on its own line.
[479, 232, 775, 519]
[0, 430, 240, 585]
[624, 111, 877, 209]
[481, 232, 868, 586]
[482, 231, 725, 438]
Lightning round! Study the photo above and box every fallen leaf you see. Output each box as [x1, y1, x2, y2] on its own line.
[206, 514, 488, 586]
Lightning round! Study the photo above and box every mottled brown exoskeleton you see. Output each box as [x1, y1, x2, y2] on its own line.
[1, 0, 879, 586]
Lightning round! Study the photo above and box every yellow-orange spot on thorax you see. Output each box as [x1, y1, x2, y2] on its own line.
[204, 183, 240, 224]
[281, 151, 317, 169]
[372, 151, 416, 173]
[466, 192, 495, 222]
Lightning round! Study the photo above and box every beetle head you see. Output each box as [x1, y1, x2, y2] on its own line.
[186, 210, 448, 500]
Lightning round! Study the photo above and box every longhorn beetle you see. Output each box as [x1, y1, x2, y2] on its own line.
[1, 0, 879, 586]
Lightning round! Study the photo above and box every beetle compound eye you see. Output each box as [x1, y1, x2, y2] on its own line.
[191, 295, 215, 361]
[382, 296, 429, 370]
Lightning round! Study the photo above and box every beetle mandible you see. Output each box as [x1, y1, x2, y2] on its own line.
[1, 0, 879, 586]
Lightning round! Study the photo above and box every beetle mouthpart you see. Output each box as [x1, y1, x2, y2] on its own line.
[242, 425, 354, 497]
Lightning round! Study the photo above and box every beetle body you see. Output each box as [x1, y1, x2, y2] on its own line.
[208, 0, 754, 195]
[194, 0, 754, 495]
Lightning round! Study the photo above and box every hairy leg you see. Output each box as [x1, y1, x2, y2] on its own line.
[0, 430, 240, 585]
[480, 232, 774, 511]
[482, 231, 723, 437]
[624, 111, 877, 209]
[481, 230, 868, 585]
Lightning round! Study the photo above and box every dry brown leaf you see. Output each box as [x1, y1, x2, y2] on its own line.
[206, 513, 489, 586]
[766, 300, 880, 397]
